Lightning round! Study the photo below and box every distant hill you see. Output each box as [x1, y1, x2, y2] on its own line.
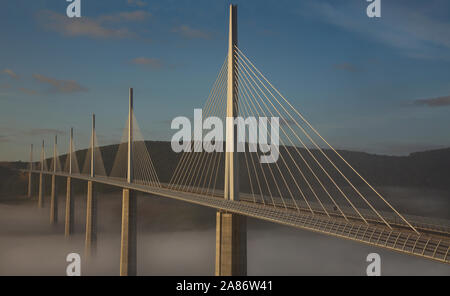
[2, 142, 450, 200]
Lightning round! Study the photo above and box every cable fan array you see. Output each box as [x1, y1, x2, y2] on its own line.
[168, 57, 228, 196]
[28, 46, 418, 235]
[168, 47, 418, 234]
[110, 110, 161, 187]
[34, 112, 160, 188]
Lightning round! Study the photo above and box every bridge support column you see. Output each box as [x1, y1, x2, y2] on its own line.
[120, 188, 137, 276]
[38, 140, 45, 208]
[120, 88, 137, 276]
[215, 211, 247, 276]
[28, 144, 33, 198]
[50, 135, 58, 224]
[216, 5, 247, 276]
[65, 177, 74, 237]
[65, 128, 74, 237]
[50, 175, 58, 224]
[28, 172, 32, 198]
[85, 181, 97, 256]
[38, 173, 44, 208]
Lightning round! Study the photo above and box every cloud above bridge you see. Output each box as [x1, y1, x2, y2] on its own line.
[131, 57, 164, 70]
[3, 69, 19, 80]
[413, 96, 450, 107]
[302, 0, 450, 61]
[33, 74, 87, 94]
[127, 0, 148, 8]
[333, 63, 360, 73]
[25, 128, 66, 136]
[36, 9, 151, 39]
[18, 88, 39, 96]
[97, 10, 152, 23]
[172, 25, 212, 40]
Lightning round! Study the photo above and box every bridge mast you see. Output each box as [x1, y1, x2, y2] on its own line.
[91, 114, 95, 178]
[28, 144, 33, 198]
[38, 140, 44, 208]
[120, 88, 137, 276]
[127, 89, 133, 183]
[69, 128, 73, 175]
[216, 4, 247, 276]
[50, 135, 58, 224]
[224, 4, 239, 202]
[65, 128, 74, 237]
[85, 114, 97, 256]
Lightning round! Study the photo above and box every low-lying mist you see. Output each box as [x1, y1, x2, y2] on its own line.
[0, 186, 449, 276]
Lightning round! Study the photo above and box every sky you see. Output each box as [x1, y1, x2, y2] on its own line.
[1, 0, 450, 161]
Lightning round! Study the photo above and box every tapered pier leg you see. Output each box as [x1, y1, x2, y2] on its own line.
[65, 177, 74, 237]
[50, 175, 58, 224]
[28, 172, 32, 198]
[28, 144, 33, 198]
[216, 5, 247, 277]
[215, 211, 247, 276]
[38, 173, 44, 208]
[120, 189, 137, 276]
[85, 181, 97, 256]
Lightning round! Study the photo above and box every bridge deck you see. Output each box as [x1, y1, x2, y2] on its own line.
[27, 170, 450, 265]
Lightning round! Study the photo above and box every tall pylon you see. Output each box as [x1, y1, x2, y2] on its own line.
[120, 88, 137, 276]
[50, 135, 58, 224]
[38, 140, 44, 208]
[224, 4, 239, 202]
[65, 128, 74, 237]
[28, 144, 33, 198]
[85, 114, 97, 256]
[215, 4, 247, 276]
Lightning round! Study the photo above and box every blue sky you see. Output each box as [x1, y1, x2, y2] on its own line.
[1, 0, 450, 161]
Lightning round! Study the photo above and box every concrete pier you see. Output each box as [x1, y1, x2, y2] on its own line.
[85, 180, 97, 255]
[119, 88, 137, 276]
[215, 211, 247, 276]
[215, 5, 247, 276]
[50, 136, 58, 224]
[119, 188, 137, 276]
[50, 175, 58, 224]
[65, 128, 74, 237]
[28, 144, 33, 198]
[38, 173, 44, 208]
[38, 140, 45, 208]
[65, 177, 74, 237]
[85, 116, 97, 255]
[28, 173, 32, 198]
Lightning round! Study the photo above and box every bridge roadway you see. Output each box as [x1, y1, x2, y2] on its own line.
[28, 169, 450, 265]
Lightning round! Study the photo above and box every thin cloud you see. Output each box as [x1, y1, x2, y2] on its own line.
[33, 74, 87, 94]
[3, 69, 19, 80]
[131, 57, 164, 69]
[0, 135, 10, 143]
[172, 25, 212, 40]
[413, 96, 450, 107]
[36, 10, 150, 39]
[302, 0, 450, 61]
[333, 63, 359, 73]
[18, 88, 39, 96]
[127, 0, 147, 8]
[26, 128, 65, 136]
[0, 83, 12, 90]
[0, 127, 65, 144]
[98, 10, 152, 23]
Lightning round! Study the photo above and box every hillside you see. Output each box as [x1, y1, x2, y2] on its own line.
[2, 142, 450, 201]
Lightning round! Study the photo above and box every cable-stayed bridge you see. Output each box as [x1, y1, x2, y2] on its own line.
[21, 5, 450, 275]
